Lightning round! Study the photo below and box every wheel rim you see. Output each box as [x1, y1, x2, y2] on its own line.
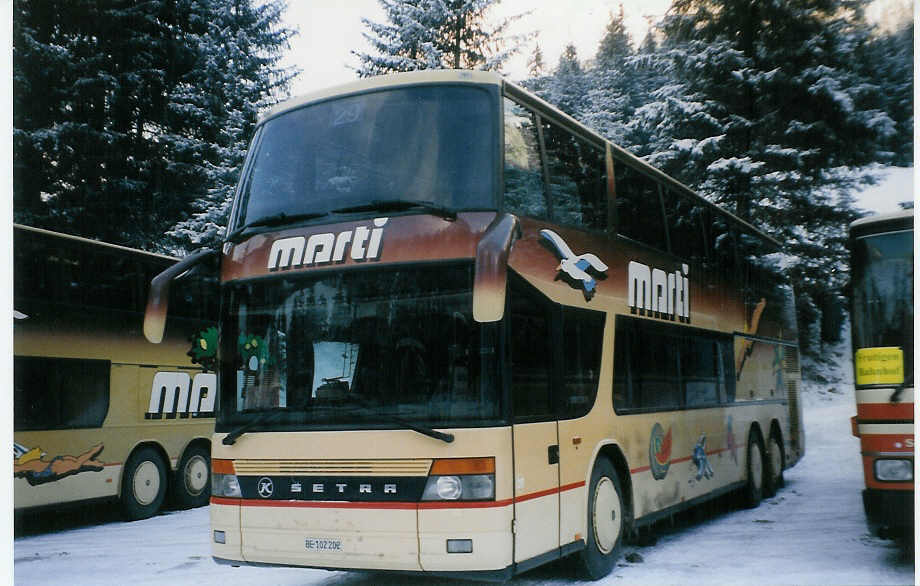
[593, 476, 622, 554]
[184, 455, 209, 496]
[750, 442, 763, 491]
[133, 460, 161, 506]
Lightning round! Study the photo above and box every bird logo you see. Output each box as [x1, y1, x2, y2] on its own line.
[539, 229, 608, 300]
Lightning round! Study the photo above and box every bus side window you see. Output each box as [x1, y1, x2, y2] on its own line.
[559, 307, 605, 418]
[637, 326, 681, 409]
[682, 338, 720, 407]
[661, 188, 706, 262]
[614, 316, 736, 412]
[614, 164, 667, 251]
[541, 119, 607, 231]
[14, 356, 111, 431]
[509, 279, 553, 421]
[719, 338, 737, 403]
[503, 98, 547, 220]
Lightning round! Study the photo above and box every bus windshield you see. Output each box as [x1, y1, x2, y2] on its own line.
[236, 85, 497, 228]
[851, 229, 914, 385]
[219, 264, 504, 431]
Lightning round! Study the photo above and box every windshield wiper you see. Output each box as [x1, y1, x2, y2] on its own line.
[225, 211, 329, 243]
[223, 402, 455, 445]
[312, 401, 455, 444]
[332, 200, 457, 221]
[221, 410, 287, 445]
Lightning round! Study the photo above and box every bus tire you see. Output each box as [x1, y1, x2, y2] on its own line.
[764, 431, 784, 498]
[742, 430, 765, 508]
[121, 447, 167, 521]
[174, 444, 210, 509]
[577, 458, 625, 580]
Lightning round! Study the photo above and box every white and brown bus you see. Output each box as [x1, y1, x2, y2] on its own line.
[146, 70, 805, 580]
[848, 209, 913, 539]
[14, 224, 217, 520]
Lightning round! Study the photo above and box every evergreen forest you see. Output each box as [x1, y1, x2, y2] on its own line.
[12, 0, 913, 357]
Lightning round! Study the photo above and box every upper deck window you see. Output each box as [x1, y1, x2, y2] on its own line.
[503, 98, 547, 219]
[541, 119, 607, 231]
[237, 85, 497, 226]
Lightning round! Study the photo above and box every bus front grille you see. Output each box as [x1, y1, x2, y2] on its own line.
[232, 459, 433, 477]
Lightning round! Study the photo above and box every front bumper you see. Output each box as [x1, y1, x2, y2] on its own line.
[862, 488, 914, 535]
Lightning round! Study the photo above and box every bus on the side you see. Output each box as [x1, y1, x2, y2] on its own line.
[848, 209, 914, 539]
[14, 224, 217, 520]
[146, 70, 804, 580]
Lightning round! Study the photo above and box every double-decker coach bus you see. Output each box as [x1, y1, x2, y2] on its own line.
[14, 224, 217, 520]
[848, 209, 913, 539]
[145, 70, 804, 580]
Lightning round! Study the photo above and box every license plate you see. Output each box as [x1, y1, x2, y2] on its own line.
[305, 538, 343, 552]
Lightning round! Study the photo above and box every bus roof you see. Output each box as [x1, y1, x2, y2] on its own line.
[14, 223, 178, 262]
[261, 69, 503, 123]
[849, 208, 914, 239]
[260, 69, 781, 250]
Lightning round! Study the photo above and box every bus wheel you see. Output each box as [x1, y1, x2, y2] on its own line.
[121, 447, 167, 521]
[742, 431, 765, 508]
[174, 444, 210, 509]
[764, 431, 784, 498]
[577, 458, 625, 580]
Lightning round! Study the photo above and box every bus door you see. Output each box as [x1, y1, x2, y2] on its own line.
[509, 285, 560, 564]
[512, 420, 560, 564]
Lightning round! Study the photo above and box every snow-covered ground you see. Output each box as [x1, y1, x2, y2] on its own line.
[13, 335, 915, 586]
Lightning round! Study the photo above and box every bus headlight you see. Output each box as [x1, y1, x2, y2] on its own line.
[433, 476, 462, 500]
[421, 457, 495, 501]
[874, 459, 913, 482]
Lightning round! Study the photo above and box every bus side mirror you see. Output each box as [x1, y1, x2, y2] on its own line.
[144, 249, 218, 343]
[473, 213, 521, 323]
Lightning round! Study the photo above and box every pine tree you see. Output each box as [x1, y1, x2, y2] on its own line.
[354, 0, 529, 76]
[582, 7, 635, 144]
[542, 43, 588, 119]
[167, 0, 297, 252]
[595, 5, 631, 71]
[13, 0, 174, 246]
[527, 42, 545, 78]
[644, 0, 893, 354]
[13, 0, 296, 251]
[861, 21, 913, 166]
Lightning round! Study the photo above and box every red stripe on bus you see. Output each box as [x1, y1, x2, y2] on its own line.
[630, 448, 729, 475]
[859, 434, 914, 453]
[211, 482, 586, 510]
[856, 403, 913, 420]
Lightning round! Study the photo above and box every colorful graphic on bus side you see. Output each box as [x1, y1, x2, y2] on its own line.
[649, 423, 672, 480]
[14, 443, 106, 486]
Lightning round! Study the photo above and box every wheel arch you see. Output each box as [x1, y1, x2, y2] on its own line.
[747, 421, 765, 446]
[586, 441, 634, 530]
[178, 436, 212, 466]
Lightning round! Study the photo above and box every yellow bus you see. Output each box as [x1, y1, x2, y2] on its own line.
[146, 70, 805, 580]
[848, 209, 913, 539]
[14, 224, 217, 520]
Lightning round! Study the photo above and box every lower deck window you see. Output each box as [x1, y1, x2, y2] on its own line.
[613, 316, 734, 412]
[14, 356, 111, 430]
